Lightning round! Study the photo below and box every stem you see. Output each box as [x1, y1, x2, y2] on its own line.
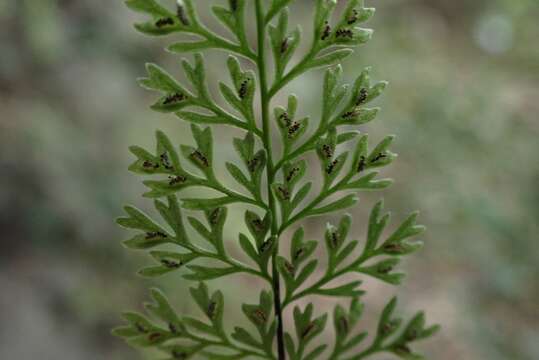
[180, 241, 271, 282]
[282, 249, 372, 310]
[184, 329, 268, 358]
[195, 25, 257, 62]
[208, 104, 264, 138]
[278, 173, 354, 235]
[268, 49, 316, 98]
[255, 1, 286, 359]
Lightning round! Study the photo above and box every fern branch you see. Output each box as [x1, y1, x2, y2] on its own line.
[254, 0, 287, 358]
[116, 2, 439, 359]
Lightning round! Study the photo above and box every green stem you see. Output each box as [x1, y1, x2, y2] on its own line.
[282, 253, 367, 309]
[268, 49, 316, 98]
[283, 266, 349, 309]
[196, 25, 257, 62]
[184, 330, 268, 358]
[212, 182, 267, 209]
[254, 1, 286, 359]
[208, 104, 264, 138]
[278, 173, 353, 235]
[179, 243, 271, 282]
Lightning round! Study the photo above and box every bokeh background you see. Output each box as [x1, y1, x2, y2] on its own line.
[1, 0, 538, 359]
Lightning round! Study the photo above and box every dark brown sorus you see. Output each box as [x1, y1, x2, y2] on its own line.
[356, 88, 368, 105]
[280, 38, 290, 54]
[145, 231, 167, 239]
[321, 21, 331, 40]
[259, 239, 273, 254]
[168, 175, 186, 186]
[209, 208, 222, 225]
[287, 122, 300, 137]
[347, 9, 358, 24]
[238, 79, 249, 99]
[286, 167, 299, 182]
[357, 155, 367, 172]
[163, 92, 186, 105]
[335, 28, 354, 38]
[190, 150, 209, 167]
[161, 259, 182, 269]
[176, 5, 189, 26]
[143, 160, 159, 169]
[155, 17, 174, 28]
[326, 159, 339, 174]
[322, 144, 334, 159]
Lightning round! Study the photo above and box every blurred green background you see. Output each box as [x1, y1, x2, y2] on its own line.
[1, 0, 538, 359]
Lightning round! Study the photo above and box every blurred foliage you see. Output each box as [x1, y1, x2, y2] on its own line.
[0, 0, 537, 359]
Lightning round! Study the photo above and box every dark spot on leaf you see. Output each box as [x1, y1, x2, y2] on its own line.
[155, 17, 174, 28]
[161, 259, 182, 269]
[168, 175, 186, 186]
[322, 144, 334, 159]
[163, 92, 187, 105]
[286, 167, 300, 183]
[383, 243, 405, 254]
[287, 122, 301, 138]
[135, 322, 148, 333]
[283, 260, 295, 276]
[357, 155, 366, 172]
[370, 152, 387, 164]
[301, 322, 316, 339]
[239, 79, 249, 99]
[143, 160, 160, 169]
[247, 155, 261, 173]
[279, 111, 292, 127]
[160, 153, 174, 170]
[335, 28, 354, 38]
[176, 5, 189, 26]
[377, 263, 393, 274]
[168, 322, 178, 334]
[326, 159, 339, 175]
[259, 238, 274, 254]
[329, 231, 340, 248]
[229, 0, 238, 11]
[207, 301, 217, 319]
[276, 186, 290, 201]
[381, 319, 399, 336]
[376, 264, 393, 275]
[209, 208, 222, 225]
[321, 21, 331, 40]
[347, 9, 358, 24]
[190, 150, 209, 167]
[251, 308, 268, 324]
[355, 88, 368, 106]
[251, 218, 265, 233]
[280, 38, 290, 54]
[337, 316, 349, 335]
[145, 231, 167, 239]
[341, 107, 361, 120]
[148, 332, 163, 342]
[293, 247, 305, 261]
